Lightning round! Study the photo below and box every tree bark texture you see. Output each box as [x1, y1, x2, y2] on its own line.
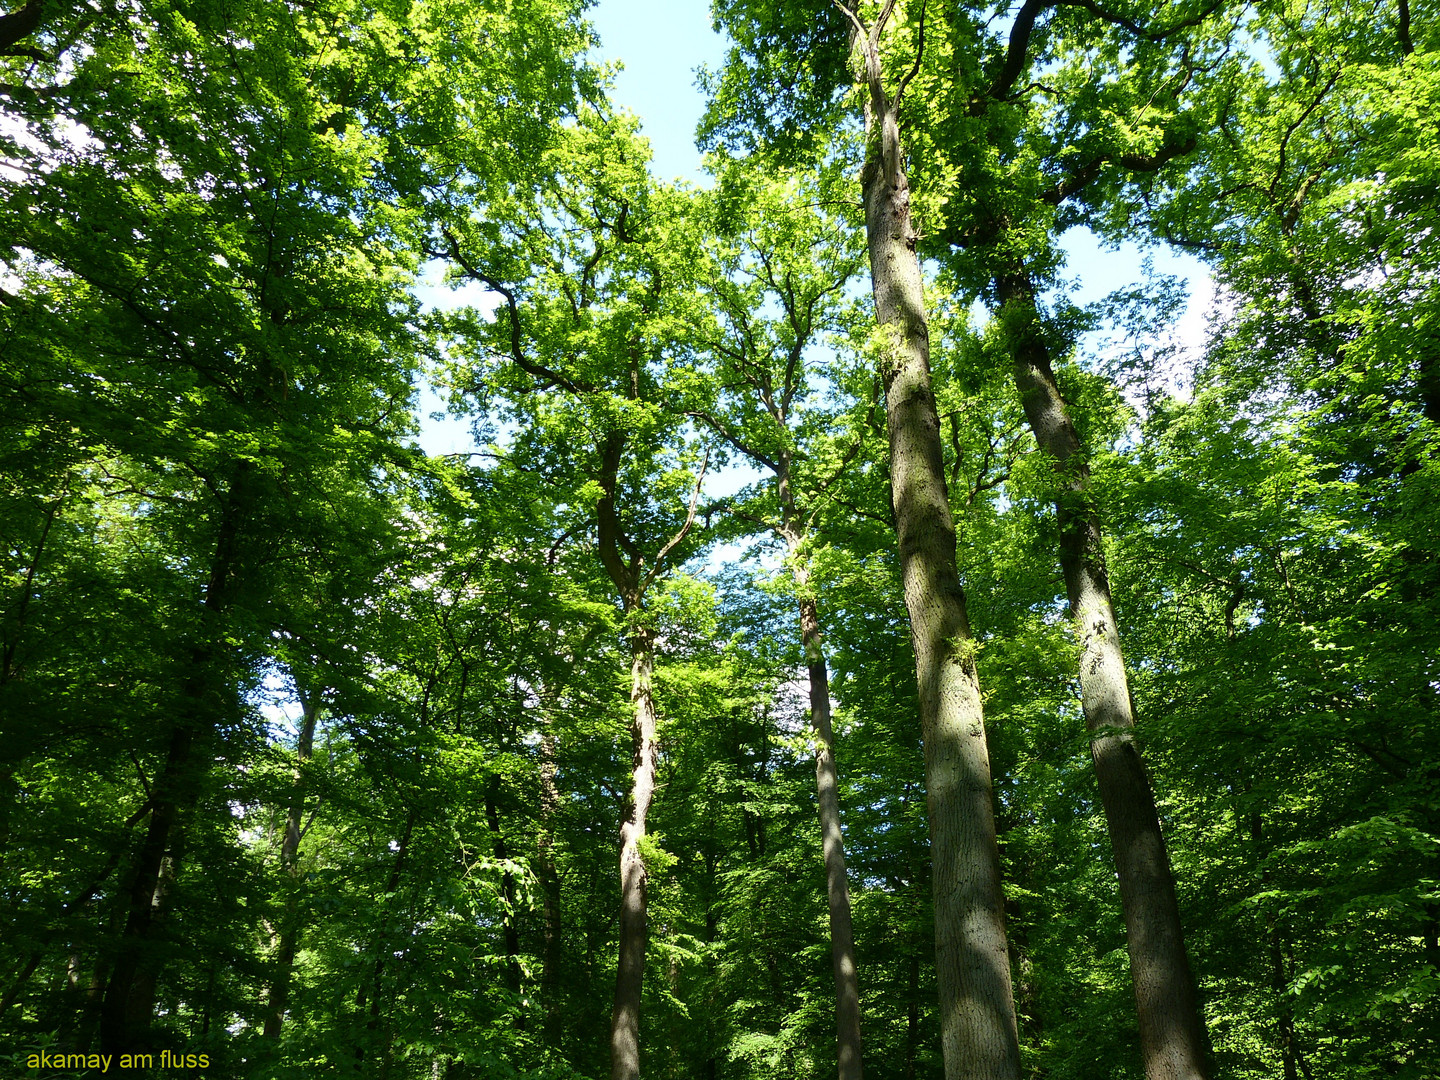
[773, 445, 865, 1080]
[997, 268, 1210, 1080]
[262, 682, 320, 1040]
[609, 623, 659, 1080]
[99, 466, 250, 1056]
[856, 49, 1021, 1080]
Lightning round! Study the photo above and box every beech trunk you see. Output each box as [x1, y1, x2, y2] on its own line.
[859, 71, 1021, 1080]
[998, 268, 1209, 1080]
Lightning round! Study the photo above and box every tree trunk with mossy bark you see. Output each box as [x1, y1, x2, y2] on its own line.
[997, 266, 1210, 1080]
[843, 9, 1022, 1077]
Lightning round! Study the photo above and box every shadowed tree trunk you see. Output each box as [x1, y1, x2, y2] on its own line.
[997, 266, 1210, 1080]
[262, 679, 321, 1040]
[839, 8, 1022, 1077]
[99, 465, 251, 1056]
[537, 720, 565, 1050]
[355, 811, 415, 1070]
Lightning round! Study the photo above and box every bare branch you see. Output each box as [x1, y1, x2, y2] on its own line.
[687, 410, 781, 475]
[644, 449, 711, 593]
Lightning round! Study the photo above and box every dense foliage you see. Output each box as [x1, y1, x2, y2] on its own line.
[1, 0, 1435, 1078]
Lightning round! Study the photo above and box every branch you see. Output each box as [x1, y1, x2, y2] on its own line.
[1268, 67, 1342, 203]
[436, 228, 590, 395]
[894, 0, 928, 108]
[986, 0, 1054, 103]
[687, 410, 780, 474]
[802, 435, 866, 530]
[1043, 130, 1198, 204]
[644, 449, 710, 594]
[0, 0, 44, 51]
[831, 0, 866, 43]
[547, 523, 584, 567]
[1057, 0, 1227, 42]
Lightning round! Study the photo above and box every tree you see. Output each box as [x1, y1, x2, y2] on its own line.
[704, 7, 1027, 1074]
[695, 159, 873, 1080]
[439, 108, 714, 1080]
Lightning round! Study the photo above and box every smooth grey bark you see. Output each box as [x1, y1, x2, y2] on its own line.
[263, 682, 320, 1040]
[837, 8, 1022, 1078]
[997, 267, 1209, 1080]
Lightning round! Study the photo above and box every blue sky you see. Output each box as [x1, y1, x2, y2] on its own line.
[586, 1, 728, 184]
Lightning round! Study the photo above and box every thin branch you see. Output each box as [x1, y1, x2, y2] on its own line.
[436, 228, 590, 395]
[831, 0, 866, 42]
[894, 0, 928, 107]
[643, 449, 710, 593]
[1057, 0, 1227, 42]
[687, 410, 781, 474]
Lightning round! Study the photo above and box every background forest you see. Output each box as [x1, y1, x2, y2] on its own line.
[1, 0, 1436, 1078]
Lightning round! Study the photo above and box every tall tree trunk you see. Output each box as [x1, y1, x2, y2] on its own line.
[778, 453, 864, 1080]
[798, 586, 864, 1080]
[593, 425, 703, 1080]
[609, 622, 659, 1080]
[263, 681, 320, 1040]
[99, 465, 250, 1056]
[537, 722, 565, 1051]
[997, 267, 1210, 1080]
[849, 24, 1021, 1078]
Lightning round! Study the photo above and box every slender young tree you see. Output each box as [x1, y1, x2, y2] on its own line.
[695, 166, 871, 1080]
[262, 674, 322, 1041]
